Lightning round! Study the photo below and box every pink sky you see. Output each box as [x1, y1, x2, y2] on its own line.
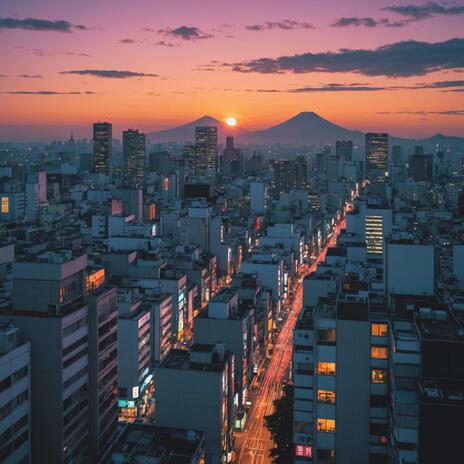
[1, 0, 464, 140]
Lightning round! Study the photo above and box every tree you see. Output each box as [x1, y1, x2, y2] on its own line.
[264, 383, 294, 463]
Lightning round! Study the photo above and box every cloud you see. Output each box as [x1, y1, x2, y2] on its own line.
[214, 79, 464, 93]
[156, 26, 214, 40]
[223, 38, 464, 77]
[154, 41, 177, 47]
[378, 109, 464, 115]
[22, 47, 91, 57]
[245, 19, 315, 31]
[120, 38, 136, 44]
[332, 17, 407, 28]
[0, 17, 87, 33]
[61, 69, 158, 78]
[383, 2, 464, 20]
[2, 90, 95, 95]
[18, 74, 42, 78]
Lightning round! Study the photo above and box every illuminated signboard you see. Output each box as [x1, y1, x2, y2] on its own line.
[118, 400, 135, 408]
[295, 445, 312, 458]
[132, 386, 139, 399]
[1, 196, 9, 214]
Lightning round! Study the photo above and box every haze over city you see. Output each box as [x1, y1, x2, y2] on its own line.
[1, 0, 464, 140]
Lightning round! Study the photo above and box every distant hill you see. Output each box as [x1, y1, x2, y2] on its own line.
[147, 112, 464, 151]
[242, 111, 365, 145]
[147, 115, 248, 143]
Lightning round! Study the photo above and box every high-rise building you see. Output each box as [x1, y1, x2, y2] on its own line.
[0, 323, 31, 464]
[93, 122, 112, 175]
[195, 126, 218, 176]
[0, 251, 91, 462]
[391, 145, 402, 164]
[123, 129, 146, 186]
[85, 269, 119, 462]
[273, 157, 307, 197]
[366, 133, 388, 179]
[336, 140, 353, 161]
[222, 136, 241, 175]
[408, 154, 433, 182]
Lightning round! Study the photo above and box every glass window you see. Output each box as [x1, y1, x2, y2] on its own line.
[318, 328, 336, 345]
[371, 346, 388, 360]
[294, 421, 312, 434]
[316, 362, 336, 376]
[317, 418, 336, 433]
[371, 323, 388, 337]
[317, 389, 336, 404]
[371, 368, 387, 384]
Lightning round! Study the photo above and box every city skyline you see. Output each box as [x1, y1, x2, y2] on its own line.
[1, 0, 464, 140]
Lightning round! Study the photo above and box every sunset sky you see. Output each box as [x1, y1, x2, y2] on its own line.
[1, 0, 464, 140]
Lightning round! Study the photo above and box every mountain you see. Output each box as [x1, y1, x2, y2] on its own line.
[147, 112, 464, 150]
[243, 111, 365, 145]
[147, 115, 248, 143]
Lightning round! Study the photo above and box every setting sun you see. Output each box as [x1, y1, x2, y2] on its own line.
[226, 117, 237, 126]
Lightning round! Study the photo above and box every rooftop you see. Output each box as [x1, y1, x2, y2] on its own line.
[109, 423, 205, 464]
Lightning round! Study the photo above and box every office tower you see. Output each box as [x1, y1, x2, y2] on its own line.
[274, 157, 308, 197]
[27, 171, 46, 203]
[250, 181, 267, 214]
[0, 252, 90, 462]
[408, 154, 433, 182]
[222, 136, 241, 175]
[123, 129, 146, 186]
[295, 156, 308, 190]
[155, 343, 235, 464]
[0, 323, 30, 464]
[336, 140, 353, 161]
[85, 269, 119, 462]
[195, 126, 218, 176]
[459, 189, 464, 218]
[93, 122, 112, 175]
[182, 144, 196, 176]
[25, 182, 39, 222]
[391, 145, 402, 164]
[359, 199, 392, 258]
[414, 145, 424, 156]
[366, 133, 388, 179]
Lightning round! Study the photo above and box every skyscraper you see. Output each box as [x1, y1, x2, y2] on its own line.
[195, 126, 218, 176]
[366, 133, 388, 179]
[222, 136, 241, 175]
[93, 122, 112, 175]
[123, 129, 146, 186]
[273, 157, 307, 197]
[336, 140, 353, 161]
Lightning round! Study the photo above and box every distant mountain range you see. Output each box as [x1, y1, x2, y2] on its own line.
[147, 111, 464, 151]
[147, 116, 248, 144]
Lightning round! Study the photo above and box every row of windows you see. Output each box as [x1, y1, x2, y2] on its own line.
[0, 391, 28, 421]
[0, 366, 28, 393]
[0, 414, 28, 451]
[63, 315, 87, 338]
[0, 430, 28, 462]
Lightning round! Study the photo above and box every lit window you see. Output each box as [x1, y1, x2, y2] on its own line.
[317, 390, 336, 404]
[371, 368, 387, 384]
[371, 323, 388, 337]
[317, 362, 336, 376]
[317, 418, 336, 433]
[371, 346, 388, 360]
